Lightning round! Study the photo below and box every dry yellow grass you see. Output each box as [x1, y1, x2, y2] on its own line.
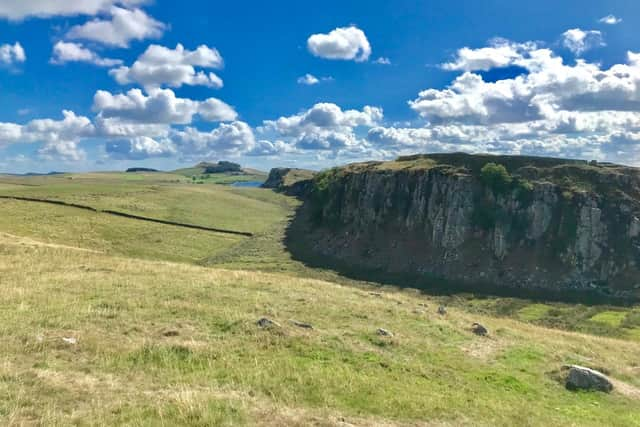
[1, 231, 640, 426]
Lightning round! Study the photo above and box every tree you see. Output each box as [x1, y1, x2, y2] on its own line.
[480, 162, 512, 194]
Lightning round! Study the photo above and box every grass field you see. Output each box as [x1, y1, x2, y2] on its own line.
[1, 172, 640, 426]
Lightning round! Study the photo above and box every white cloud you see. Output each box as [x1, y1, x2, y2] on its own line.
[307, 26, 371, 62]
[411, 49, 640, 126]
[599, 15, 622, 25]
[366, 37, 640, 165]
[374, 57, 391, 65]
[67, 6, 165, 48]
[51, 41, 122, 67]
[0, 0, 145, 20]
[561, 28, 604, 56]
[296, 73, 333, 85]
[171, 121, 256, 159]
[110, 43, 224, 90]
[0, 42, 25, 66]
[105, 135, 176, 159]
[93, 88, 237, 125]
[297, 74, 319, 85]
[0, 110, 94, 161]
[442, 39, 535, 71]
[198, 98, 238, 122]
[261, 102, 382, 151]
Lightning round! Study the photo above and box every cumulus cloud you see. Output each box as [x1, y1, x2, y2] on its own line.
[296, 73, 333, 85]
[261, 102, 382, 151]
[297, 74, 319, 85]
[442, 39, 535, 71]
[50, 41, 122, 67]
[599, 15, 622, 25]
[105, 136, 176, 159]
[374, 57, 391, 65]
[0, 110, 94, 161]
[110, 43, 224, 90]
[170, 121, 256, 159]
[365, 35, 640, 165]
[411, 49, 640, 126]
[0, 42, 25, 66]
[307, 26, 371, 62]
[561, 28, 604, 56]
[93, 88, 237, 125]
[0, 0, 145, 20]
[67, 6, 165, 48]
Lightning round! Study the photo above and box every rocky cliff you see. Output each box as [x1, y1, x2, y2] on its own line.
[263, 168, 316, 196]
[293, 153, 640, 302]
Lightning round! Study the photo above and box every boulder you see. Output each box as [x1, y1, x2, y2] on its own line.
[471, 323, 488, 336]
[257, 318, 280, 328]
[438, 305, 447, 315]
[565, 365, 613, 393]
[377, 328, 394, 337]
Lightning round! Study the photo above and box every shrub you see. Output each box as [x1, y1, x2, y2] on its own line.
[480, 163, 512, 194]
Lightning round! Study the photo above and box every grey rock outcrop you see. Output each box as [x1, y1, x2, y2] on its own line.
[298, 153, 640, 302]
[565, 365, 613, 393]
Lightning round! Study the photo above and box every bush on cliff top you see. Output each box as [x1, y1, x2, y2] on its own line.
[480, 162, 512, 194]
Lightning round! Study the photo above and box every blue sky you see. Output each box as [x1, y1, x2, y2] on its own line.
[0, 0, 639, 173]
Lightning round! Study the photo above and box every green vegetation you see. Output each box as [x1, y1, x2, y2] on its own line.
[480, 162, 513, 194]
[173, 161, 266, 185]
[1, 170, 640, 425]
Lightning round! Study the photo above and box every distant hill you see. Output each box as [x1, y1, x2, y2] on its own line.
[173, 161, 267, 185]
[126, 167, 159, 173]
[2, 171, 66, 177]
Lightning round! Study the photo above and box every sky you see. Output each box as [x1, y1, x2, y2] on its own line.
[0, 0, 639, 173]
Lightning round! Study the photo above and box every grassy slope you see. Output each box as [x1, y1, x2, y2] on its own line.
[2, 236, 640, 426]
[1, 173, 640, 425]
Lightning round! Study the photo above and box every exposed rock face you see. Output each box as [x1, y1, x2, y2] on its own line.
[262, 168, 316, 197]
[565, 365, 613, 393]
[296, 153, 640, 302]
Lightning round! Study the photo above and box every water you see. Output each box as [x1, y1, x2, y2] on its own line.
[231, 181, 264, 188]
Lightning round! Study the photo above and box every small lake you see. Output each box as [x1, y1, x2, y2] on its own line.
[231, 181, 264, 188]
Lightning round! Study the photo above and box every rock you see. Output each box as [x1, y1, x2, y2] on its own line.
[565, 365, 613, 393]
[471, 323, 488, 336]
[290, 320, 314, 330]
[438, 305, 447, 315]
[62, 337, 78, 345]
[377, 328, 394, 337]
[257, 318, 280, 328]
[302, 153, 640, 303]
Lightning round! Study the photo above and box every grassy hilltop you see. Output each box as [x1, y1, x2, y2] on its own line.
[1, 169, 640, 426]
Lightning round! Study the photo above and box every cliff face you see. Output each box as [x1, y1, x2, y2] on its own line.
[299, 154, 640, 301]
[263, 168, 316, 196]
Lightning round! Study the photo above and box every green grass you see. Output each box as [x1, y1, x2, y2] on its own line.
[590, 311, 628, 328]
[1, 172, 640, 425]
[517, 304, 553, 321]
[2, 241, 640, 426]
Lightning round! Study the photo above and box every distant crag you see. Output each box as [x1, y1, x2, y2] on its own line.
[126, 167, 159, 173]
[290, 153, 640, 303]
[204, 161, 242, 174]
[263, 168, 316, 197]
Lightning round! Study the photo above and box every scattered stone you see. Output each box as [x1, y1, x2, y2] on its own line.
[163, 330, 180, 337]
[438, 305, 447, 315]
[565, 365, 613, 393]
[377, 328, 394, 337]
[290, 320, 314, 330]
[257, 317, 280, 328]
[471, 323, 488, 336]
[62, 337, 78, 345]
[369, 292, 383, 297]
